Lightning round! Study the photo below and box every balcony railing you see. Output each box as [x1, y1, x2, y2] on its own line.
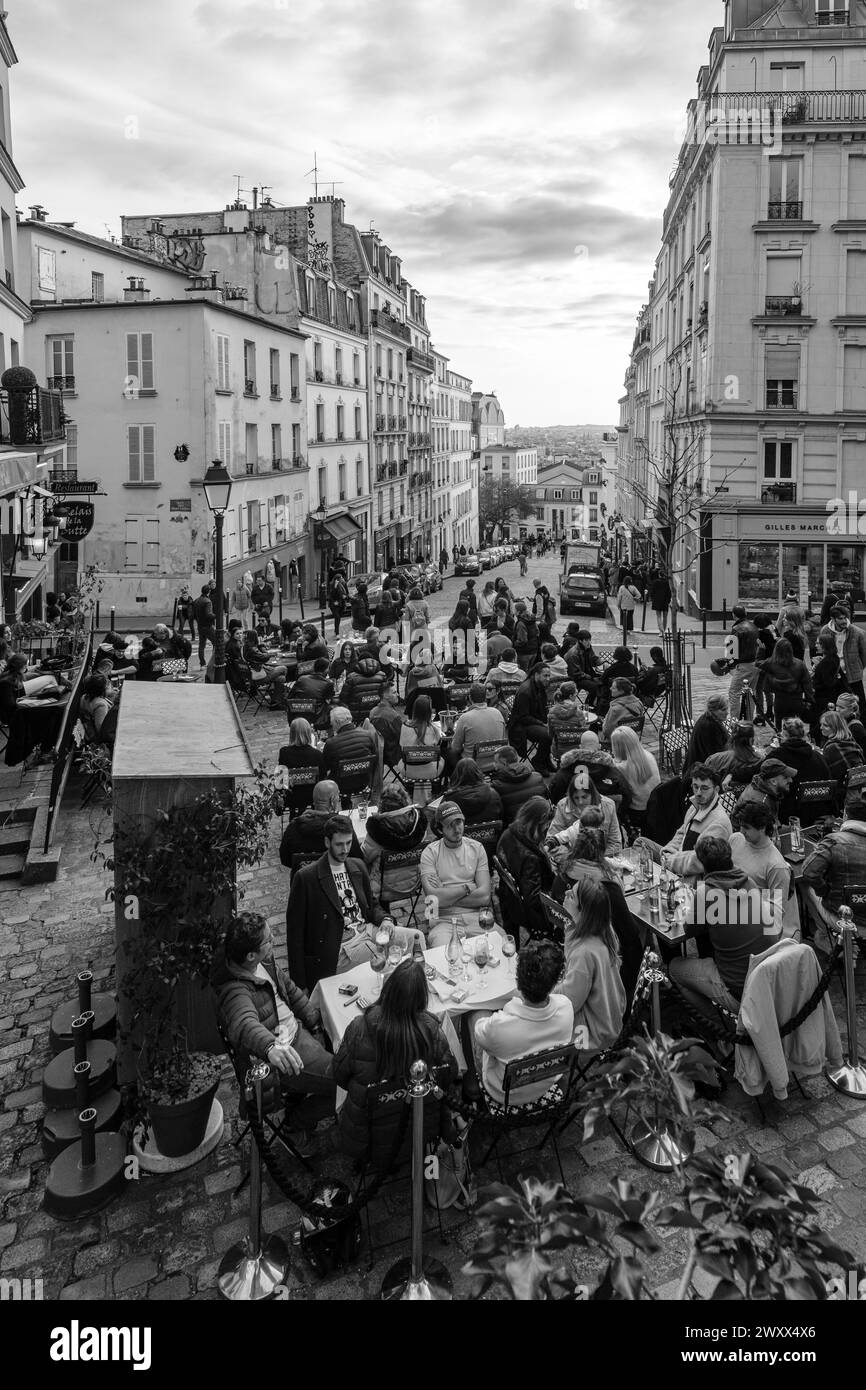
[767, 201, 804, 221]
[291, 387, 301, 401]
[375, 413, 386, 431]
[272, 457, 283, 471]
[816, 9, 849, 24]
[761, 481, 797, 504]
[335, 372, 343, 385]
[314, 369, 324, 382]
[764, 296, 803, 317]
[245, 378, 257, 395]
[370, 308, 411, 343]
[408, 347, 435, 372]
[47, 375, 75, 392]
[0, 385, 66, 447]
[292, 454, 306, 468]
[387, 414, 397, 429]
[399, 416, 407, 429]
[765, 385, 799, 408]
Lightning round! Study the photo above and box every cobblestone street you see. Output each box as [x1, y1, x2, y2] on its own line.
[2, 553, 865, 1301]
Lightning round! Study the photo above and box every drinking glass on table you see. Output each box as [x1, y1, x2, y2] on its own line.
[502, 934, 517, 977]
[478, 906, 495, 938]
[474, 935, 489, 983]
[457, 919, 473, 982]
[369, 949, 387, 999]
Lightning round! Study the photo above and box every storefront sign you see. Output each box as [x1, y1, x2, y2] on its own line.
[49, 479, 100, 496]
[169, 498, 191, 513]
[740, 516, 858, 540]
[56, 501, 95, 542]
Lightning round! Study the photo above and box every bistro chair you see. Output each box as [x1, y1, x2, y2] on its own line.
[474, 740, 509, 775]
[285, 696, 319, 723]
[278, 765, 320, 819]
[551, 725, 586, 765]
[349, 690, 382, 726]
[493, 853, 524, 940]
[401, 746, 442, 808]
[474, 1044, 577, 1186]
[238, 672, 272, 717]
[539, 892, 572, 947]
[843, 885, 866, 943]
[799, 779, 838, 821]
[0, 719, 8, 756]
[355, 1065, 454, 1269]
[161, 657, 188, 677]
[660, 725, 692, 776]
[463, 819, 503, 869]
[334, 754, 377, 808]
[377, 845, 425, 929]
[718, 787, 739, 818]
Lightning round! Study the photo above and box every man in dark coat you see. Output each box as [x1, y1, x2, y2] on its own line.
[280, 780, 363, 867]
[286, 817, 387, 990]
[508, 665, 553, 770]
[683, 694, 730, 778]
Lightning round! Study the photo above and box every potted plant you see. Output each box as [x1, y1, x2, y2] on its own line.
[104, 766, 280, 1158]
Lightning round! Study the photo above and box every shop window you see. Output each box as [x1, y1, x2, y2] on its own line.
[739, 541, 780, 607]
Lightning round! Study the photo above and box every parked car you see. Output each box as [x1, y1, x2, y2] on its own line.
[421, 561, 442, 593]
[351, 570, 386, 605]
[558, 569, 608, 618]
[391, 564, 424, 592]
[455, 553, 482, 577]
[477, 549, 493, 571]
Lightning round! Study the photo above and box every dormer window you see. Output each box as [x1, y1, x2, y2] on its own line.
[816, 1, 849, 25]
[327, 284, 336, 322]
[306, 275, 316, 313]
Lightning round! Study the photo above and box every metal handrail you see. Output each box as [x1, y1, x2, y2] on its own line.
[44, 620, 95, 853]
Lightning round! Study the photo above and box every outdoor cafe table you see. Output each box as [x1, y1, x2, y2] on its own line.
[310, 941, 516, 1078]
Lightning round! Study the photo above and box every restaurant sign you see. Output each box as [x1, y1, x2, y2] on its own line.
[49, 478, 100, 496]
[54, 501, 95, 542]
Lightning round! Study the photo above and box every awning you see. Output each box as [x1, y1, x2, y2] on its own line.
[397, 519, 413, 538]
[324, 512, 362, 543]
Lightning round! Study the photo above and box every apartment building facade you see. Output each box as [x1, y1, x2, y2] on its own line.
[621, 0, 866, 614]
[28, 257, 307, 615]
[479, 444, 539, 486]
[445, 368, 478, 550]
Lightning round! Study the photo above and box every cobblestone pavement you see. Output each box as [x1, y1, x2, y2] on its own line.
[1, 551, 865, 1301]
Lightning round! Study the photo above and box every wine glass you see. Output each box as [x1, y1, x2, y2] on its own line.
[388, 937, 404, 970]
[502, 934, 517, 977]
[445, 931, 461, 976]
[475, 935, 490, 983]
[478, 906, 495, 937]
[458, 921, 473, 982]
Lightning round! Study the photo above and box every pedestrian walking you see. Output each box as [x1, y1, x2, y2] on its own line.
[288, 557, 298, 602]
[617, 578, 641, 646]
[328, 569, 348, 636]
[175, 583, 195, 639]
[229, 576, 253, 631]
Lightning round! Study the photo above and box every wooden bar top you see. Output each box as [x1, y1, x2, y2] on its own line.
[111, 682, 254, 781]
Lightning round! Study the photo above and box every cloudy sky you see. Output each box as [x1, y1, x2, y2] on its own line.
[9, 0, 721, 424]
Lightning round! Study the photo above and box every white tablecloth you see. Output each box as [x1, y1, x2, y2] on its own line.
[311, 944, 516, 1062]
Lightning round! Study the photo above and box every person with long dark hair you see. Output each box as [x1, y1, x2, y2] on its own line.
[558, 880, 626, 1053]
[446, 756, 504, 823]
[495, 795, 555, 941]
[810, 631, 847, 730]
[398, 692, 444, 805]
[333, 960, 458, 1160]
[756, 637, 813, 730]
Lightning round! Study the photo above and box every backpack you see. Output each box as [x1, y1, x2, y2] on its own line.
[544, 595, 557, 625]
[299, 1180, 362, 1276]
[424, 1115, 475, 1210]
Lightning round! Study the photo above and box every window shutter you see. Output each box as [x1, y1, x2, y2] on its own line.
[259, 500, 269, 549]
[144, 518, 159, 571]
[126, 333, 139, 386]
[124, 518, 141, 568]
[128, 425, 141, 482]
[765, 347, 799, 380]
[239, 504, 248, 555]
[140, 333, 154, 390]
[142, 425, 155, 481]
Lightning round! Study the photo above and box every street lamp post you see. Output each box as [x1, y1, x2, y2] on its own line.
[202, 460, 233, 685]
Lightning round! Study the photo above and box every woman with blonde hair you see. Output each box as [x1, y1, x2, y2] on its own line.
[611, 726, 660, 830]
[277, 716, 324, 814]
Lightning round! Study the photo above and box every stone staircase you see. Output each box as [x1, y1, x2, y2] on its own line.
[0, 760, 63, 885]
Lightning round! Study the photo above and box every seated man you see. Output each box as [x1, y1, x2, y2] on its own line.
[368, 687, 403, 770]
[355, 626, 395, 685]
[151, 623, 192, 663]
[420, 801, 495, 943]
[295, 624, 330, 665]
[243, 629, 289, 704]
[564, 629, 603, 707]
[600, 645, 640, 697]
[94, 632, 139, 678]
[448, 682, 507, 773]
[279, 779, 363, 868]
[320, 705, 381, 801]
[508, 664, 553, 772]
[547, 736, 631, 808]
[484, 646, 523, 699]
[734, 757, 796, 828]
[801, 767, 866, 946]
[212, 911, 335, 1142]
[471, 941, 573, 1106]
[636, 763, 732, 881]
[286, 815, 392, 990]
[290, 655, 334, 727]
[341, 656, 388, 719]
[669, 835, 773, 1037]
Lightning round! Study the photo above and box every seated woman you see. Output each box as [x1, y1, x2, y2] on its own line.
[547, 680, 587, 762]
[495, 795, 555, 942]
[445, 757, 503, 825]
[404, 647, 445, 712]
[243, 629, 288, 704]
[472, 941, 573, 1106]
[810, 632, 847, 729]
[333, 960, 459, 1162]
[635, 646, 668, 705]
[398, 695, 444, 807]
[548, 764, 623, 858]
[601, 678, 645, 741]
[705, 720, 764, 792]
[558, 879, 626, 1055]
[611, 726, 660, 832]
[295, 623, 330, 664]
[136, 635, 163, 681]
[328, 640, 359, 697]
[817, 709, 864, 798]
[362, 785, 434, 924]
[79, 673, 115, 744]
[552, 815, 644, 1001]
[730, 800, 799, 939]
[277, 718, 324, 814]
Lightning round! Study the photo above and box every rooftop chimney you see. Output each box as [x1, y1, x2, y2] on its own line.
[184, 273, 224, 305]
[28, 205, 48, 222]
[124, 276, 151, 302]
[224, 205, 250, 234]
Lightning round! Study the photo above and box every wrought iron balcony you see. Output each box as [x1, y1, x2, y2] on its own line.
[388, 414, 397, 429]
[816, 9, 849, 24]
[408, 347, 435, 373]
[0, 384, 66, 447]
[370, 308, 411, 343]
[292, 453, 306, 468]
[47, 375, 75, 392]
[767, 201, 804, 221]
[761, 481, 797, 503]
[764, 296, 803, 317]
[245, 378, 258, 395]
[765, 385, 799, 408]
[375, 413, 386, 431]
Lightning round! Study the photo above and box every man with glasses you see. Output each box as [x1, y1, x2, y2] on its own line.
[636, 763, 732, 881]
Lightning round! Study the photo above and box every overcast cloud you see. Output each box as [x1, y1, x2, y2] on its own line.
[8, 0, 721, 424]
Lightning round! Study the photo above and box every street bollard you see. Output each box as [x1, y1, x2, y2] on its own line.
[380, 1061, 453, 1300]
[826, 906, 866, 1098]
[218, 1062, 291, 1299]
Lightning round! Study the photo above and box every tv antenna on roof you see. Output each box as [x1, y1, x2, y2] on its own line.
[232, 174, 248, 206]
[305, 152, 320, 197]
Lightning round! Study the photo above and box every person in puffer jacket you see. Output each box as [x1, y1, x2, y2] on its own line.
[513, 601, 540, 672]
[601, 678, 645, 741]
[548, 680, 587, 760]
[362, 786, 434, 920]
[341, 656, 388, 717]
[489, 745, 549, 826]
[547, 764, 623, 858]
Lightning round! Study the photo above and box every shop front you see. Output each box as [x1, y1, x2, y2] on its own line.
[703, 506, 866, 616]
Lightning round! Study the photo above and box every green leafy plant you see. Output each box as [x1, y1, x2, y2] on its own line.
[101, 762, 281, 1127]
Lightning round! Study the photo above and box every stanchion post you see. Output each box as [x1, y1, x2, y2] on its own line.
[217, 1062, 290, 1299]
[79, 1107, 97, 1168]
[826, 906, 866, 1097]
[641, 596, 648, 633]
[110, 606, 116, 633]
[721, 598, 727, 631]
[77, 971, 93, 1015]
[278, 585, 283, 626]
[380, 1061, 453, 1300]
[701, 609, 707, 651]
